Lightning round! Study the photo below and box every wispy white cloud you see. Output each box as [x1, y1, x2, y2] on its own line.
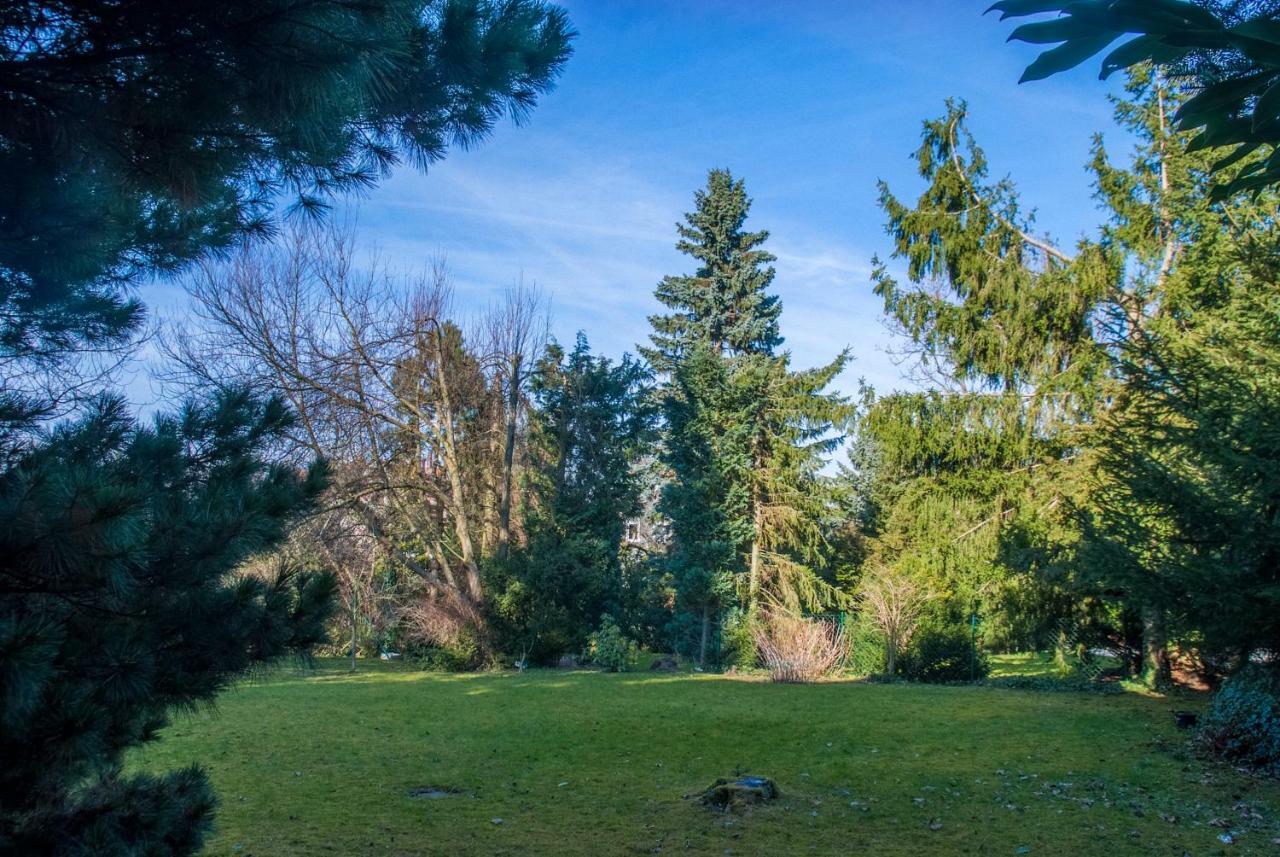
[347, 133, 912, 404]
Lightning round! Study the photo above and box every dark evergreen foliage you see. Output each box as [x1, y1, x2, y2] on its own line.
[898, 619, 990, 683]
[0, 3, 571, 848]
[1086, 266, 1280, 659]
[648, 171, 849, 663]
[0, 0, 574, 423]
[492, 335, 654, 662]
[659, 346, 739, 661]
[642, 169, 782, 372]
[1199, 665, 1280, 775]
[0, 390, 335, 853]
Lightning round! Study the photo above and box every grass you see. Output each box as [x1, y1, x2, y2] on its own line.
[989, 652, 1063, 678]
[130, 659, 1280, 856]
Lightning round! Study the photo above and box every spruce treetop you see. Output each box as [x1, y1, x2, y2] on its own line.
[642, 169, 782, 372]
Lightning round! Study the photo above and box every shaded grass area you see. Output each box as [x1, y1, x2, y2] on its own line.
[130, 659, 1280, 855]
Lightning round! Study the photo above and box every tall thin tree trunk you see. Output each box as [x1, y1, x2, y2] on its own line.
[885, 632, 897, 677]
[748, 487, 763, 612]
[1142, 604, 1172, 689]
[350, 589, 358, 672]
[431, 330, 480, 597]
[497, 355, 521, 561]
[699, 603, 711, 668]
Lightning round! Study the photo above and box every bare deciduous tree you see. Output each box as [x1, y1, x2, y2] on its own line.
[163, 223, 496, 646]
[482, 279, 547, 561]
[859, 567, 933, 677]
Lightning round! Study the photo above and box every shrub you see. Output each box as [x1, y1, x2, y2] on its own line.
[720, 607, 758, 670]
[1199, 666, 1280, 775]
[752, 612, 847, 683]
[408, 634, 484, 672]
[899, 622, 989, 683]
[587, 615, 638, 672]
[845, 614, 888, 677]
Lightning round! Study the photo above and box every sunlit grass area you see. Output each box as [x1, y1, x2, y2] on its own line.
[989, 652, 1060, 679]
[130, 660, 1280, 856]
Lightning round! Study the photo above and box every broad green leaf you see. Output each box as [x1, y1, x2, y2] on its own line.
[1211, 168, 1279, 200]
[1008, 17, 1103, 44]
[1211, 141, 1264, 173]
[1254, 79, 1280, 131]
[1229, 31, 1280, 69]
[1230, 18, 1280, 47]
[1175, 73, 1270, 128]
[1098, 34, 1193, 78]
[986, 1, 1076, 21]
[1019, 33, 1120, 82]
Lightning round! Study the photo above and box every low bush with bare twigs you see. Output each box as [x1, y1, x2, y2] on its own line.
[751, 611, 847, 683]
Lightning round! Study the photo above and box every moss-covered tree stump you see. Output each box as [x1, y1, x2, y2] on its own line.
[699, 776, 778, 811]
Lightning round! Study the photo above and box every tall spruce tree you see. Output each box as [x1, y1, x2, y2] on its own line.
[985, 0, 1280, 675]
[1085, 256, 1280, 666]
[864, 95, 1112, 659]
[646, 170, 779, 663]
[869, 71, 1276, 682]
[648, 170, 850, 664]
[660, 345, 742, 664]
[641, 169, 782, 371]
[726, 352, 853, 612]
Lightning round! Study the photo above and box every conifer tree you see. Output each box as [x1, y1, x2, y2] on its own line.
[648, 171, 850, 663]
[868, 71, 1277, 681]
[659, 346, 740, 664]
[493, 334, 654, 661]
[0, 0, 574, 430]
[642, 169, 782, 371]
[0, 391, 335, 853]
[0, 3, 573, 850]
[726, 352, 853, 611]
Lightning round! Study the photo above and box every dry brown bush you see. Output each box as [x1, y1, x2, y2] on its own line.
[751, 611, 847, 683]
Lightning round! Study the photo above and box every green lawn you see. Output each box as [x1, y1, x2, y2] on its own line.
[131, 660, 1280, 856]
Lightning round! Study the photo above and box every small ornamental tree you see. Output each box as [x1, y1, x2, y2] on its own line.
[859, 567, 932, 677]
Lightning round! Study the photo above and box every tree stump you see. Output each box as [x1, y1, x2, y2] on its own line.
[699, 776, 778, 811]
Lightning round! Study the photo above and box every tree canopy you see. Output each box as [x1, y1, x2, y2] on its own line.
[0, 0, 574, 427]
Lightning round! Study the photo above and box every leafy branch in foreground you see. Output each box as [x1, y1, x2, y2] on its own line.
[989, 0, 1280, 196]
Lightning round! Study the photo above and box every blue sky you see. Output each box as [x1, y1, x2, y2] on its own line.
[144, 0, 1129, 404]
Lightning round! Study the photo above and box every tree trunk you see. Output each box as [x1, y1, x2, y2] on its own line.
[1054, 628, 1070, 675]
[430, 331, 481, 598]
[350, 589, 358, 672]
[699, 603, 711, 669]
[1142, 604, 1172, 689]
[885, 631, 897, 677]
[747, 485, 763, 612]
[497, 355, 521, 561]
[747, 431, 767, 611]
